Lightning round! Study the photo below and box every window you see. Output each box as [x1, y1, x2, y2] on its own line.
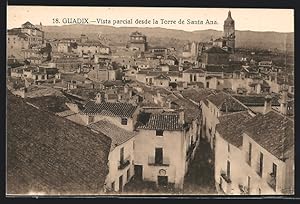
[228, 143, 230, 153]
[156, 130, 164, 136]
[227, 160, 231, 178]
[248, 142, 252, 166]
[258, 152, 263, 177]
[155, 148, 163, 165]
[272, 163, 277, 178]
[247, 176, 251, 193]
[120, 147, 124, 163]
[127, 169, 130, 181]
[206, 82, 209, 88]
[121, 118, 128, 125]
[194, 75, 196, 82]
[258, 188, 261, 195]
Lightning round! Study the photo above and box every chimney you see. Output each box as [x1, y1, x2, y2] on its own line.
[280, 89, 288, 115]
[95, 92, 102, 104]
[263, 95, 272, 114]
[178, 109, 185, 125]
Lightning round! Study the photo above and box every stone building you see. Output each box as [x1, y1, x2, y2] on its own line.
[128, 31, 148, 52]
[222, 11, 235, 53]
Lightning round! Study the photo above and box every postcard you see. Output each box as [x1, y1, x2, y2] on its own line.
[6, 6, 294, 197]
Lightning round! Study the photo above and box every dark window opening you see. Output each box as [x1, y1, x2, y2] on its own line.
[156, 129, 164, 136]
[155, 148, 163, 165]
[121, 118, 128, 125]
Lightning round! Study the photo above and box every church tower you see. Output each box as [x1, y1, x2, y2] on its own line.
[223, 10, 235, 53]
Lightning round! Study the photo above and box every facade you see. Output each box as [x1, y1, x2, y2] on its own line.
[200, 46, 230, 68]
[153, 74, 170, 88]
[88, 120, 135, 193]
[134, 109, 195, 189]
[215, 95, 294, 195]
[7, 21, 45, 60]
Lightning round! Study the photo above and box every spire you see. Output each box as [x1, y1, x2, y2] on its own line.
[228, 10, 232, 18]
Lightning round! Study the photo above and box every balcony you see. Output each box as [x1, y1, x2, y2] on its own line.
[220, 170, 231, 183]
[148, 156, 170, 166]
[267, 172, 276, 191]
[118, 156, 131, 170]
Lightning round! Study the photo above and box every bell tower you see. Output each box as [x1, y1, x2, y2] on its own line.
[223, 10, 235, 53]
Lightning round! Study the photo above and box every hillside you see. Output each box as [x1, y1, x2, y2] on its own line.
[43, 25, 294, 52]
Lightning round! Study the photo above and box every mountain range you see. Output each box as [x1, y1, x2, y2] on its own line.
[43, 24, 294, 52]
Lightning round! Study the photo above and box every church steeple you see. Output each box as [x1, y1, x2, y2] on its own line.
[223, 10, 235, 53]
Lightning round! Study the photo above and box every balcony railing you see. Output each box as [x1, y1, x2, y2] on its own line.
[118, 156, 131, 170]
[220, 170, 231, 183]
[267, 172, 276, 191]
[148, 156, 170, 166]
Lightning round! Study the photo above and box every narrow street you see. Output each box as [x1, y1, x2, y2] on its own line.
[124, 139, 217, 195]
[183, 140, 217, 194]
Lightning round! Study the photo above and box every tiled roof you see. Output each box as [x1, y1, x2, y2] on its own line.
[204, 46, 229, 54]
[180, 89, 214, 103]
[232, 95, 280, 107]
[155, 74, 170, 80]
[88, 120, 136, 151]
[25, 95, 70, 113]
[207, 92, 248, 112]
[7, 92, 111, 195]
[216, 111, 253, 147]
[244, 111, 294, 161]
[205, 65, 224, 73]
[77, 41, 108, 47]
[81, 101, 137, 118]
[137, 111, 184, 131]
[183, 68, 205, 73]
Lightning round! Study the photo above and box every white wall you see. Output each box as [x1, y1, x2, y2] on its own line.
[106, 138, 135, 192]
[134, 128, 187, 188]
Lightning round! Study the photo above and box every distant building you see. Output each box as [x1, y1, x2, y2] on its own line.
[7, 21, 45, 60]
[75, 35, 110, 58]
[222, 11, 235, 53]
[128, 31, 148, 52]
[200, 46, 230, 68]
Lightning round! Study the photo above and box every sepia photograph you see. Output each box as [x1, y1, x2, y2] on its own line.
[6, 6, 294, 197]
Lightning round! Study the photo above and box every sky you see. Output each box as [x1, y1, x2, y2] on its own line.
[7, 6, 294, 33]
